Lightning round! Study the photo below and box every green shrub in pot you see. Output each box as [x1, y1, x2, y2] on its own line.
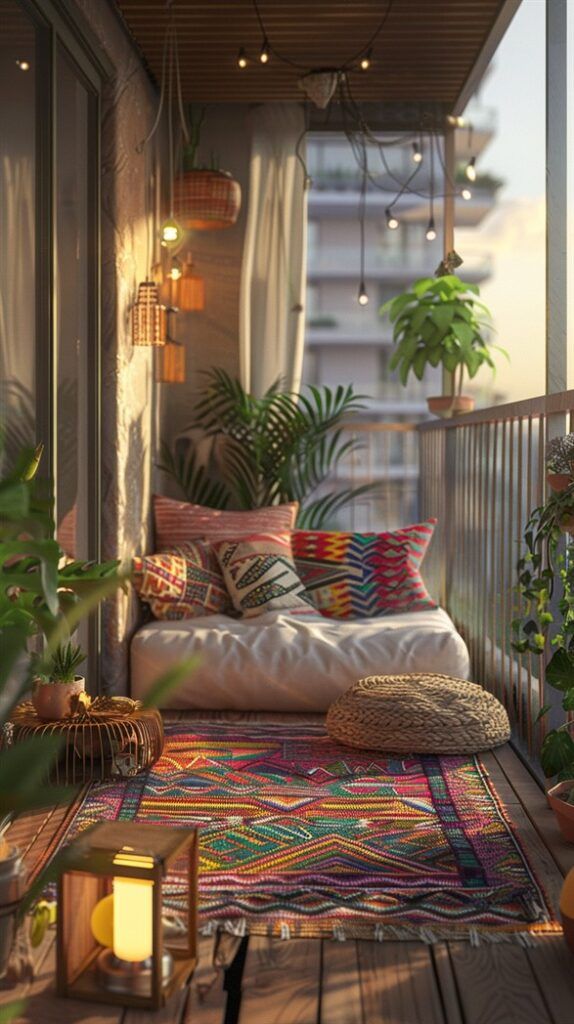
[380, 275, 506, 418]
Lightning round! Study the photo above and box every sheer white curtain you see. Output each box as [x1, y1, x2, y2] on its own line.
[239, 104, 307, 397]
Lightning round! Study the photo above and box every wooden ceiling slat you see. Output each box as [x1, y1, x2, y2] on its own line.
[114, 0, 512, 107]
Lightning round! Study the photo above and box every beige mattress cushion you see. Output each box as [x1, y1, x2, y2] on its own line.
[130, 608, 470, 712]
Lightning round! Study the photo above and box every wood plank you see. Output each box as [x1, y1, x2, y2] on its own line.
[357, 941, 445, 1024]
[182, 934, 228, 1024]
[526, 934, 574, 1024]
[321, 940, 363, 1024]
[494, 746, 574, 879]
[448, 942, 552, 1024]
[431, 944, 464, 1024]
[239, 937, 321, 1024]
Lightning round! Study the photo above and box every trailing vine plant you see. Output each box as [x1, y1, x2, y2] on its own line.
[511, 434, 574, 780]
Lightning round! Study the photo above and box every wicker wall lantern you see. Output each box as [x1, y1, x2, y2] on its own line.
[131, 282, 166, 346]
[57, 822, 197, 1010]
[179, 253, 205, 312]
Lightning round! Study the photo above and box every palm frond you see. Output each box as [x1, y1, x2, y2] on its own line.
[157, 439, 230, 509]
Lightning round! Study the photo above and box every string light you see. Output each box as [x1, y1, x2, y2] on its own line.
[168, 257, 183, 281]
[359, 49, 372, 71]
[259, 38, 270, 63]
[358, 282, 369, 305]
[412, 142, 422, 164]
[465, 156, 476, 182]
[237, 48, 248, 69]
[15, 58, 30, 71]
[385, 207, 399, 230]
[160, 218, 183, 246]
[425, 217, 437, 242]
[461, 187, 472, 201]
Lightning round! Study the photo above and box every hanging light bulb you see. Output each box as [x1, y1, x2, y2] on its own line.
[465, 156, 477, 182]
[15, 58, 30, 71]
[168, 257, 183, 281]
[412, 142, 422, 164]
[237, 48, 248, 69]
[161, 217, 183, 246]
[385, 207, 399, 230]
[425, 217, 437, 242]
[259, 38, 270, 63]
[461, 187, 472, 201]
[360, 49, 372, 71]
[358, 281, 369, 306]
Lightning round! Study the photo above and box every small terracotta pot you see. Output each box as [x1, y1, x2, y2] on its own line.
[32, 676, 85, 722]
[427, 395, 475, 419]
[546, 472, 574, 493]
[547, 780, 574, 843]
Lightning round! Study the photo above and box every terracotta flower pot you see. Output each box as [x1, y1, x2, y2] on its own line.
[32, 676, 85, 722]
[547, 780, 574, 843]
[427, 395, 475, 419]
[547, 472, 574, 493]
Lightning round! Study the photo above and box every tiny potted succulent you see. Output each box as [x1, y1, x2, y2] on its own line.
[381, 274, 506, 418]
[512, 436, 574, 840]
[546, 435, 574, 531]
[32, 640, 86, 722]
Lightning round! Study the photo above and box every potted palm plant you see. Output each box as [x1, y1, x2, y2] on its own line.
[381, 275, 505, 418]
[31, 641, 86, 722]
[512, 435, 574, 841]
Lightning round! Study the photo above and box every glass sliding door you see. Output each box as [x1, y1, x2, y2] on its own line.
[0, 0, 38, 468]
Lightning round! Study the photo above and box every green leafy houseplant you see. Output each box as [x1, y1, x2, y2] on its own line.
[511, 440, 574, 780]
[380, 275, 505, 416]
[159, 368, 377, 529]
[37, 642, 86, 684]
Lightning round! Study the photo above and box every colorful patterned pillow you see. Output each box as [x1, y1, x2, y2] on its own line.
[132, 541, 231, 620]
[213, 532, 313, 619]
[292, 520, 438, 619]
[153, 495, 299, 549]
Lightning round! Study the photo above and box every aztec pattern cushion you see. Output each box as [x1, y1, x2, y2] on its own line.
[292, 520, 437, 619]
[132, 541, 231, 620]
[214, 532, 313, 619]
[153, 495, 298, 548]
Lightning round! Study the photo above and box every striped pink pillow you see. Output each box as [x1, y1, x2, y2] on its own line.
[153, 495, 299, 548]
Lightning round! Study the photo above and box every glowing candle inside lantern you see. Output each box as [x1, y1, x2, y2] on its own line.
[113, 876, 154, 962]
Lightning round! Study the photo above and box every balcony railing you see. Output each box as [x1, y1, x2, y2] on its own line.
[330, 392, 574, 771]
[307, 248, 492, 280]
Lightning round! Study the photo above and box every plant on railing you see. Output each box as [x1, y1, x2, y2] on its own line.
[511, 435, 574, 780]
[158, 368, 377, 528]
[380, 275, 506, 418]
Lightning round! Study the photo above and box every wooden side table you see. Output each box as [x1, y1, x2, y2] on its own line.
[9, 698, 164, 784]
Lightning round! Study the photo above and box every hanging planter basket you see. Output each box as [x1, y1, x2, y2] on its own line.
[173, 169, 241, 231]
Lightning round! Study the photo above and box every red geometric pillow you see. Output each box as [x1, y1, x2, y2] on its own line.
[153, 495, 299, 549]
[132, 541, 231, 620]
[292, 520, 437, 619]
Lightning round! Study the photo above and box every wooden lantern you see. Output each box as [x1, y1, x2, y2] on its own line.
[131, 282, 166, 346]
[156, 341, 186, 384]
[56, 821, 197, 1010]
[173, 169, 241, 231]
[179, 254, 205, 312]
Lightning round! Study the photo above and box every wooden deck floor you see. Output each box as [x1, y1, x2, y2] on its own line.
[2, 715, 574, 1024]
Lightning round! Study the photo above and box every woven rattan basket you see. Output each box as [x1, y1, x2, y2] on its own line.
[326, 673, 510, 754]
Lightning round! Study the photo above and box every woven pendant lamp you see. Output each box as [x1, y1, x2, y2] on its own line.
[156, 340, 185, 383]
[179, 254, 205, 312]
[131, 282, 166, 346]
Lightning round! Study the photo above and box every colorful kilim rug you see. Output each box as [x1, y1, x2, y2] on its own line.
[60, 721, 559, 942]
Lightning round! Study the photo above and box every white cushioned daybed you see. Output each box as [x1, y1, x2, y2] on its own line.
[130, 607, 470, 712]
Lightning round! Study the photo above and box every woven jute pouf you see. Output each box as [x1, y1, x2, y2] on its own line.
[326, 673, 511, 754]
